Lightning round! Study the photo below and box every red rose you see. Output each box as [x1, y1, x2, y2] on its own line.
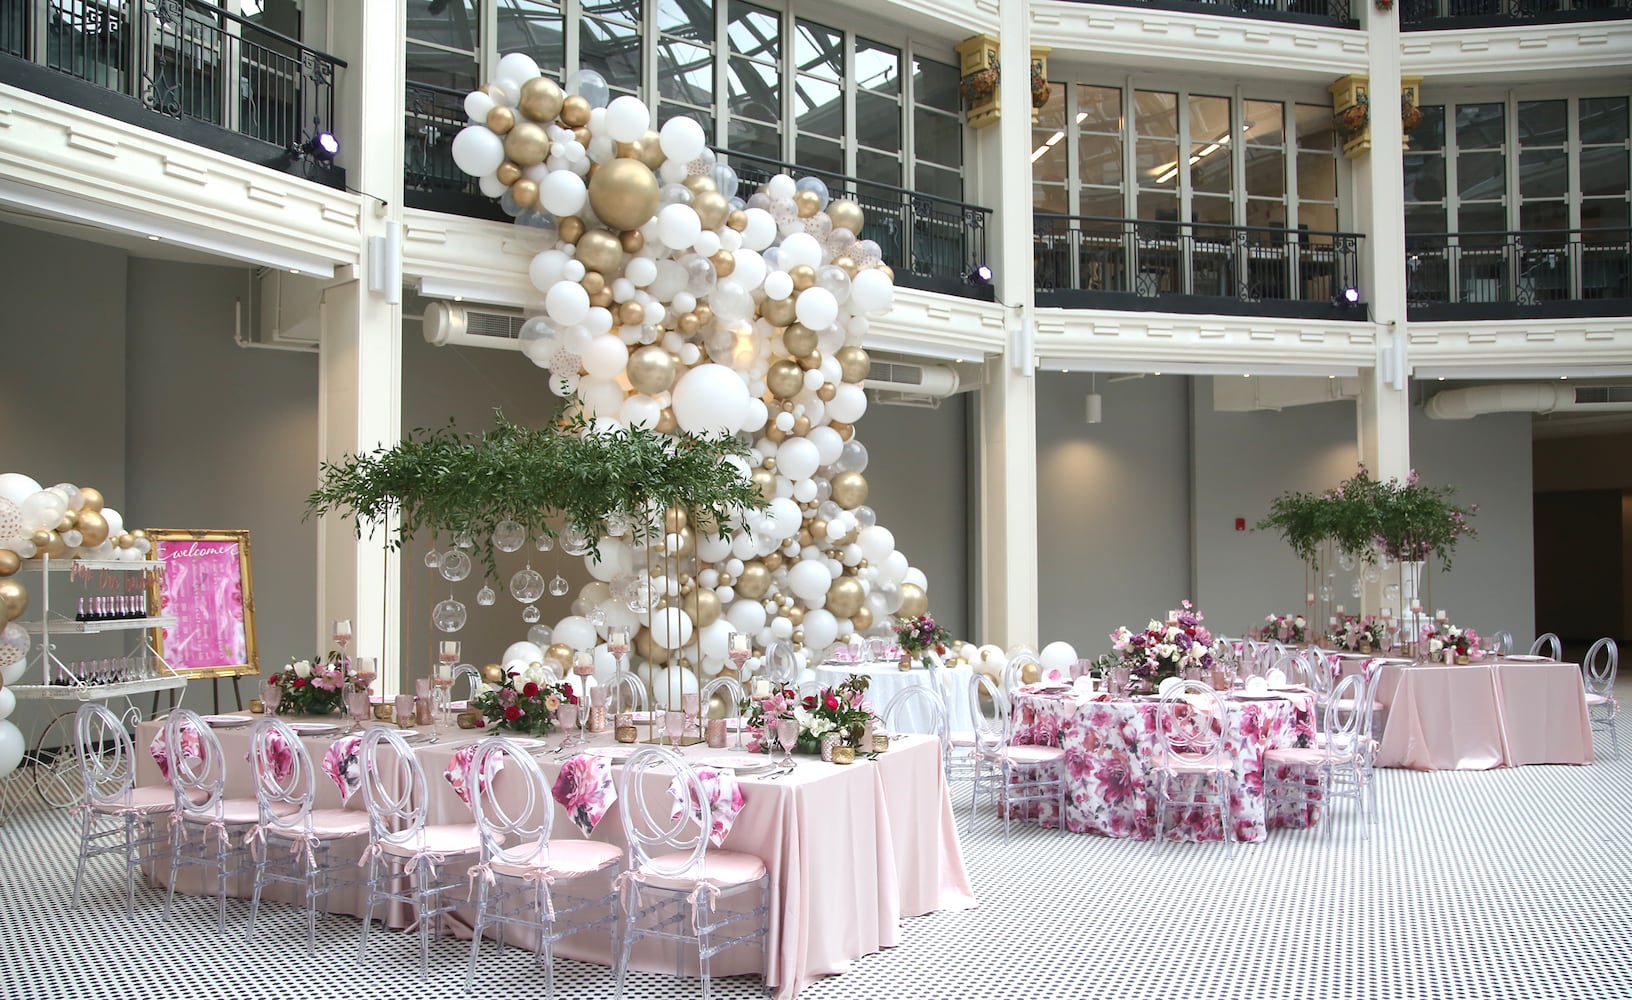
[292, 677, 307, 688]
[503, 705, 522, 721]
[474, 717, 486, 727]
[935, 644, 947, 655]
[568, 692, 579, 704]
[824, 694, 839, 712]
[803, 695, 817, 710]
[523, 682, 540, 697]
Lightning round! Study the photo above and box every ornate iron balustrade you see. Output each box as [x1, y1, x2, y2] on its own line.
[1066, 0, 1356, 28]
[1406, 228, 1632, 319]
[0, 0, 344, 171]
[1035, 213, 1365, 319]
[1401, 0, 1630, 29]
[403, 80, 497, 216]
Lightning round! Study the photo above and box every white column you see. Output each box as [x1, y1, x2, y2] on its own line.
[317, 0, 406, 692]
[970, 0, 1039, 648]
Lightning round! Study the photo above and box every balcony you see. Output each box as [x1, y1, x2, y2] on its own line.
[1035, 214, 1366, 320]
[0, 0, 345, 186]
[1073, 0, 1357, 28]
[1406, 228, 1632, 320]
[1401, 0, 1631, 29]
[404, 80, 505, 222]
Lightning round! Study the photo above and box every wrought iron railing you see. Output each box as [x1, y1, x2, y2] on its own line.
[1035, 214, 1365, 316]
[714, 149, 992, 297]
[1072, 0, 1356, 28]
[1406, 228, 1632, 317]
[405, 80, 480, 197]
[0, 0, 343, 159]
[1401, 0, 1630, 29]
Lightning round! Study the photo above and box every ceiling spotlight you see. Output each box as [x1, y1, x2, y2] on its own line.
[298, 132, 340, 163]
[968, 263, 993, 285]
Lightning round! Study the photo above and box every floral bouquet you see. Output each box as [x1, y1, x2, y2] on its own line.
[269, 653, 371, 715]
[894, 614, 950, 659]
[1329, 614, 1388, 652]
[743, 674, 876, 752]
[1107, 600, 1216, 687]
[1422, 620, 1480, 660]
[470, 662, 579, 736]
[1258, 613, 1308, 645]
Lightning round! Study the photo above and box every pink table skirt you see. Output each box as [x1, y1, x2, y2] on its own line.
[1010, 690, 1319, 843]
[1372, 659, 1593, 770]
[135, 722, 975, 999]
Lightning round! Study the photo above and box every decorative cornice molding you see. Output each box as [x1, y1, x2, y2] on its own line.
[1408, 317, 1632, 371]
[1401, 22, 1632, 83]
[1033, 307, 1379, 370]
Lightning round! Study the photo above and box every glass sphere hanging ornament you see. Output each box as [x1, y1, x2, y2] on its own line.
[605, 511, 630, 537]
[1338, 551, 1358, 573]
[548, 574, 570, 597]
[522, 604, 541, 624]
[588, 605, 608, 626]
[423, 549, 441, 569]
[455, 532, 474, 550]
[1363, 565, 1382, 584]
[1351, 579, 1364, 598]
[1384, 583, 1402, 604]
[535, 533, 556, 552]
[492, 519, 527, 553]
[439, 548, 472, 582]
[561, 526, 592, 556]
[1319, 585, 1334, 601]
[625, 577, 652, 614]
[476, 584, 497, 607]
[510, 564, 546, 604]
[432, 596, 468, 633]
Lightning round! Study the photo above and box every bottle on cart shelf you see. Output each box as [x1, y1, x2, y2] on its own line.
[75, 597, 87, 622]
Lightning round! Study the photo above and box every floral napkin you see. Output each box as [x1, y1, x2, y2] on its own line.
[445, 744, 505, 808]
[669, 767, 746, 848]
[246, 728, 296, 787]
[322, 734, 364, 803]
[148, 718, 202, 781]
[551, 753, 618, 837]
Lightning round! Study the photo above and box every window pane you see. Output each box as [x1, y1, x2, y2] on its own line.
[1244, 146, 1283, 199]
[1244, 199, 1285, 228]
[796, 135, 841, 175]
[1138, 190, 1177, 222]
[914, 109, 961, 168]
[1191, 194, 1231, 226]
[1299, 151, 1338, 203]
[1582, 198, 1629, 230]
[1405, 204, 1447, 235]
[857, 149, 900, 188]
[1519, 201, 1568, 233]
[583, 0, 641, 24]
[1189, 95, 1231, 145]
[1517, 148, 1567, 199]
[1455, 103, 1505, 149]
[1580, 146, 1628, 198]
[1035, 82, 1066, 130]
[795, 77, 841, 135]
[1296, 103, 1336, 150]
[794, 22, 841, 81]
[1137, 139, 1178, 186]
[1034, 183, 1068, 213]
[658, 40, 713, 105]
[855, 40, 900, 97]
[1403, 152, 1445, 203]
[1243, 100, 1283, 146]
[1134, 91, 1178, 138]
[658, 0, 713, 41]
[1517, 100, 1566, 147]
[913, 57, 959, 112]
[408, 0, 478, 49]
[1076, 85, 1121, 133]
[1301, 203, 1337, 232]
[1411, 105, 1446, 152]
[406, 47, 478, 92]
[1457, 151, 1506, 201]
[581, 17, 641, 91]
[1580, 97, 1629, 145]
[728, 57, 778, 121]
[497, 2, 564, 75]
[856, 92, 901, 152]
[1191, 143, 1231, 195]
[916, 164, 961, 202]
[727, 118, 780, 160]
[1458, 202, 1507, 234]
[728, 1, 778, 60]
[1032, 139, 1066, 184]
[1078, 187, 1122, 219]
[1078, 134, 1122, 186]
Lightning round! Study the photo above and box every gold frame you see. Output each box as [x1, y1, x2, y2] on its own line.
[145, 529, 260, 679]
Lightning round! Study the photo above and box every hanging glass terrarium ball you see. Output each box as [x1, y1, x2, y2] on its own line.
[1338, 551, 1358, 573]
[588, 605, 607, 626]
[493, 519, 527, 553]
[439, 548, 472, 582]
[510, 565, 546, 604]
[522, 604, 541, 624]
[548, 574, 570, 597]
[625, 578, 652, 614]
[605, 511, 630, 538]
[455, 532, 474, 549]
[1363, 565, 1382, 584]
[535, 533, 555, 552]
[1384, 584, 1402, 604]
[561, 526, 592, 556]
[527, 623, 553, 647]
[432, 597, 467, 633]
[1318, 585, 1333, 601]
[1351, 579, 1364, 598]
[476, 584, 497, 607]
[423, 550, 441, 569]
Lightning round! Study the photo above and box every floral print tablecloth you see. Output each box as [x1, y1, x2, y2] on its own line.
[1009, 688, 1319, 842]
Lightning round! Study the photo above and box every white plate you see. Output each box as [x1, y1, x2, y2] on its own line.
[506, 737, 547, 750]
[203, 714, 252, 728]
[287, 721, 339, 735]
[694, 753, 777, 774]
[586, 745, 638, 762]
[1505, 654, 1553, 662]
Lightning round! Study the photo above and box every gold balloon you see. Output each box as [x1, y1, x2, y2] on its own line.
[116, 532, 135, 549]
[0, 550, 18, 577]
[760, 296, 797, 327]
[788, 606, 804, 626]
[518, 77, 564, 122]
[693, 191, 729, 231]
[834, 255, 859, 278]
[664, 507, 690, 534]
[559, 216, 585, 245]
[56, 513, 77, 532]
[797, 350, 823, 372]
[851, 605, 873, 632]
[30, 529, 52, 550]
[621, 229, 645, 253]
[831, 420, 854, 440]
[710, 250, 735, 278]
[783, 323, 818, 358]
[682, 588, 722, 628]
[481, 663, 505, 685]
[589, 288, 614, 309]
[750, 468, 775, 502]
[588, 157, 661, 231]
[670, 527, 695, 557]
[76, 510, 108, 547]
[826, 199, 865, 234]
[656, 408, 678, 434]
[794, 189, 821, 218]
[635, 628, 671, 664]
[726, 210, 748, 231]
[638, 128, 666, 170]
[573, 126, 592, 146]
[1020, 662, 1044, 685]
[627, 345, 678, 395]
[0, 580, 28, 620]
[485, 104, 516, 135]
[503, 121, 549, 167]
[830, 471, 869, 510]
[826, 577, 865, 619]
[510, 178, 540, 209]
[817, 383, 837, 402]
[682, 175, 718, 196]
[764, 424, 786, 444]
[576, 229, 625, 274]
[789, 265, 816, 292]
[767, 359, 804, 399]
[618, 301, 646, 327]
[898, 582, 928, 619]
[495, 160, 523, 186]
[581, 271, 607, 296]
[615, 139, 644, 159]
[79, 487, 103, 512]
[737, 561, 771, 599]
[694, 304, 714, 327]
[560, 95, 591, 127]
[835, 346, 871, 384]
[762, 552, 783, 571]
[545, 643, 575, 669]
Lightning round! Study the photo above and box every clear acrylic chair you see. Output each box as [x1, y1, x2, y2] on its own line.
[699, 676, 746, 749]
[1490, 630, 1514, 655]
[966, 673, 1068, 843]
[465, 736, 621, 997]
[1150, 681, 1236, 855]
[999, 651, 1040, 696]
[357, 725, 483, 975]
[1582, 637, 1620, 759]
[610, 670, 650, 717]
[1263, 672, 1369, 842]
[1531, 632, 1563, 659]
[162, 709, 259, 931]
[882, 684, 948, 753]
[71, 702, 174, 915]
[245, 716, 370, 951]
[614, 745, 770, 1000]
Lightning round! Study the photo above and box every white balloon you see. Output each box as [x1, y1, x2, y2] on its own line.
[0, 720, 21, 778]
[648, 607, 695, 650]
[802, 609, 839, 651]
[806, 425, 843, 467]
[496, 52, 542, 88]
[464, 89, 496, 122]
[604, 95, 651, 143]
[554, 615, 600, 652]
[827, 383, 868, 423]
[529, 249, 570, 292]
[479, 174, 509, 199]
[766, 497, 802, 540]
[879, 550, 910, 586]
[657, 203, 702, 250]
[101, 507, 124, 539]
[1040, 641, 1080, 677]
[501, 641, 546, 667]
[776, 437, 820, 482]
[587, 537, 633, 582]
[648, 666, 700, 709]
[763, 271, 793, 301]
[625, 256, 658, 287]
[851, 268, 896, 313]
[671, 364, 749, 435]
[621, 394, 663, 429]
[731, 249, 768, 292]
[858, 525, 895, 565]
[545, 281, 592, 326]
[0, 474, 42, 506]
[726, 598, 768, 636]
[786, 560, 832, 602]
[581, 333, 629, 379]
[579, 376, 627, 418]
[779, 232, 823, 270]
[740, 208, 777, 251]
[658, 116, 707, 162]
[451, 126, 506, 177]
[539, 170, 588, 216]
[794, 287, 838, 329]
[0, 687, 13, 723]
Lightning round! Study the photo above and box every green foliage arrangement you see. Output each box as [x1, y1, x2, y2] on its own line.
[305, 409, 767, 580]
[1257, 466, 1477, 570]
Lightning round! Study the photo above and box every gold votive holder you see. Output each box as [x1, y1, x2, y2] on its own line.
[872, 734, 890, 754]
[248, 698, 264, 715]
[616, 725, 639, 744]
[373, 704, 395, 722]
[831, 744, 856, 765]
[456, 710, 482, 730]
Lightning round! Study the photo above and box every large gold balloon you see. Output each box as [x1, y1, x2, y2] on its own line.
[558, 216, 585, 245]
[495, 160, 523, 186]
[826, 199, 865, 234]
[664, 507, 690, 534]
[618, 301, 645, 327]
[481, 663, 505, 685]
[750, 468, 775, 502]
[710, 250, 735, 278]
[692, 191, 729, 231]
[588, 157, 661, 231]
[635, 628, 671, 664]
[826, 576, 865, 619]
[835, 346, 871, 384]
[510, 178, 540, 210]
[503, 122, 549, 167]
[736, 561, 770, 599]
[1020, 661, 1044, 684]
[794, 190, 821, 218]
[830, 471, 869, 510]
[898, 582, 928, 619]
[0, 580, 28, 620]
[851, 605, 873, 632]
[707, 690, 732, 720]
[560, 95, 591, 127]
[76, 510, 108, 548]
[782, 323, 818, 358]
[796, 350, 823, 372]
[789, 265, 816, 291]
[518, 77, 565, 122]
[0, 550, 18, 577]
[767, 359, 804, 399]
[760, 296, 797, 327]
[576, 229, 625, 274]
[485, 104, 516, 135]
[627, 345, 678, 395]
[678, 588, 722, 628]
[79, 486, 103, 512]
[545, 644, 575, 670]
[40, 530, 67, 558]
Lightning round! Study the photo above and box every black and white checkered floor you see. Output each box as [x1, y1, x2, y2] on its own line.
[3, 727, 1629, 1000]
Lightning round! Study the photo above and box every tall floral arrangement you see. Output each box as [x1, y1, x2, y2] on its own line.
[1107, 600, 1216, 686]
[1422, 620, 1480, 659]
[743, 674, 875, 751]
[1328, 614, 1387, 652]
[1258, 613, 1308, 645]
[269, 653, 371, 715]
[894, 614, 949, 658]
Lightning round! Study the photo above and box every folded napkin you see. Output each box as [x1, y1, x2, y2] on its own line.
[445, 743, 505, 808]
[322, 734, 364, 804]
[148, 719, 203, 781]
[245, 728, 296, 787]
[670, 767, 746, 848]
[551, 753, 618, 836]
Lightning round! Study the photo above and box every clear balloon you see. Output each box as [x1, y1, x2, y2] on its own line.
[565, 68, 611, 108]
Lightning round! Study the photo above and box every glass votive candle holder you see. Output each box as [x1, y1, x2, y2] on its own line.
[706, 718, 727, 748]
[394, 694, 415, 728]
[615, 712, 637, 743]
[820, 733, 837, 762]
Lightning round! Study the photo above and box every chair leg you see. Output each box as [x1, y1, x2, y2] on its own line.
[71, 811, 94, 910]
[760, 881, 772, 998]
[697, 900, 712, 1000]
[164, 823, 182, 920]
[122, 813, 140, 915]
[247, 845, 266, 943]
[465, 881, 486, 994]
[213, 830, 230, 933]
[615, 889, 637, 999]
[358, 855, 380, 963]
[417, 866, 432, 977]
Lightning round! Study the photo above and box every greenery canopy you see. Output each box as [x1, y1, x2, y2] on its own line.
[1257, 467, 1478, 570]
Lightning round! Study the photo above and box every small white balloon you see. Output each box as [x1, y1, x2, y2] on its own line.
[658, 116, 707, 162]
[451, 125, 506, 176]
[604, 95, 651, 143]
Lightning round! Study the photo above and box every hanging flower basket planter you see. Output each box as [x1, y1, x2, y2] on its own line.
[1335, 98, 1370, 140]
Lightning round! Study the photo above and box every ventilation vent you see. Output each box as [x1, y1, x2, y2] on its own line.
[422, 301, 527, 350]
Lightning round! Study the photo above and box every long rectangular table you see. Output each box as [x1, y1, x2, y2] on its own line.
[136, 720, 976, 998]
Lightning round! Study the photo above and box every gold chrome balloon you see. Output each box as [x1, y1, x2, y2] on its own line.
[692, 191, 729, 231]
[794, 190, 821, 218]
[481, 663, 505, 685]
[750, 468, 775, 502]
[782, 323, 818, 358]
[510, 178, 540, 210]
[710, 250, 735, 278]
[0, 550, 18, 577]
[850, 605, 873, 632]
[75, 510, 109, 547]
[830, 471, 868, 510]
[558, 216, 585, 245]
[518, 77, 565, 122]
[485, 104, 516, 135]
[638, 129, 666, 169]
[825, 576, 865, 619]
[898, 582, 928, 619]
[627, 345, 678, 395]
[0, 580, 28, 620]
[495, 160, 523, 186]
[789, 265, 816, 291]
[766, 360, 804, 399]
[560, 95, 591, 127]
[826, 199, 865, 234]
[79, 486, 104, 512]
[502, 121, 549, 167]
[576, 229, 625, 274]
[761, 296, 797, 327]
[620, 229, 645, 254]
[736, 560, 770, 599]
[726, 210, 748, 232]
[835, 346, 870, 384]
[588, 157, 661, 232]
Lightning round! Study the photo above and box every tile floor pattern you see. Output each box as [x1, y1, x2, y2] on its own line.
[1, 728, 1629, 1000]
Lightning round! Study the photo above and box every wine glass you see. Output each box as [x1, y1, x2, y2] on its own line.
[728, 632, 751, 672]
[331, 619, 353, 653]
[775, 717, 798, 768]
[262, 681, 283, 716]
[572, 652, 596, 745]
[346, 687, 372, 734]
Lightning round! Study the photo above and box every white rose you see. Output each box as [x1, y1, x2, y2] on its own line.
[292, 659, 312, 679]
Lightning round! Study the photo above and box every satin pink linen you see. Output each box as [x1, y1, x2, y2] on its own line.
[136, 723, 974, 998]
[1372, 659, 1593, 770]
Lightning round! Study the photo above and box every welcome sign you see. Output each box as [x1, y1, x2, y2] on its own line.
[147, 529, 259, 678]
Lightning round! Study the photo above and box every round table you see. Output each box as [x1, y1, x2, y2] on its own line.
[815, 661, 974, 735]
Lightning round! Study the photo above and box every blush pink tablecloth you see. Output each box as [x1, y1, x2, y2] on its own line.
[136, 721, 974, 999]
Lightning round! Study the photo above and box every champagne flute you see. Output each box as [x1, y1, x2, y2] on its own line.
[729, 632, 751, 671]
[262, 680, 283, 716]
[572, 651, 596, 745]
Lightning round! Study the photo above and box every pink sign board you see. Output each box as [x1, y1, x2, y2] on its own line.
[150, 531, 258, 676]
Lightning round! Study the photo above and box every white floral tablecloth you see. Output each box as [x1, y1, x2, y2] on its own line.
[1009, 686, 1319, 842]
